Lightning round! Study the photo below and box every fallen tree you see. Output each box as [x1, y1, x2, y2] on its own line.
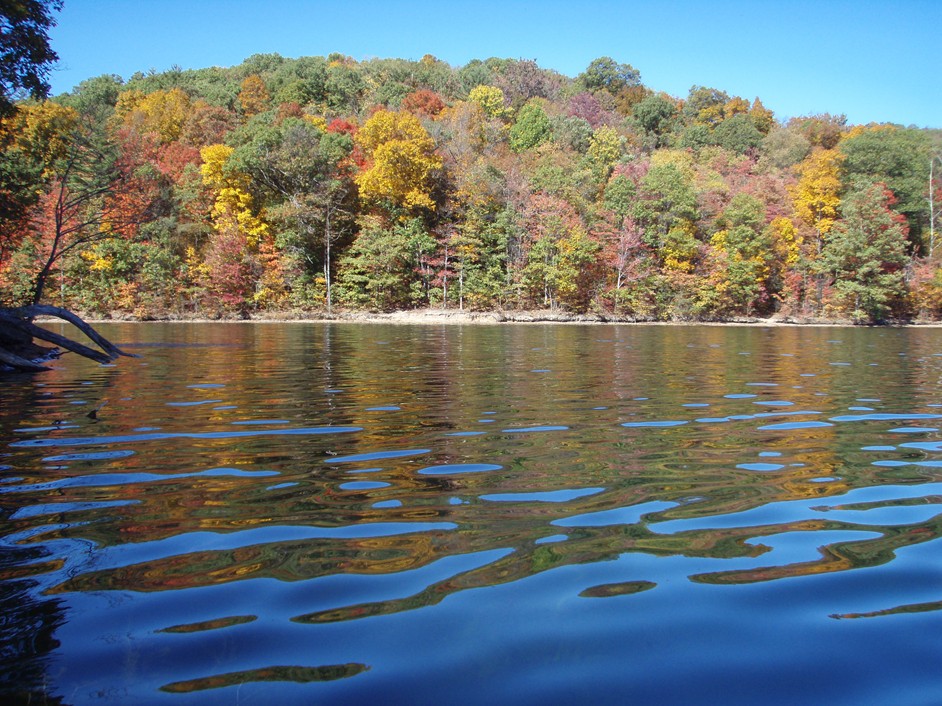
[0, 304, 135, 372]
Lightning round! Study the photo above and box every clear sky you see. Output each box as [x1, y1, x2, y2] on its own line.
[47, 0, 941, 128]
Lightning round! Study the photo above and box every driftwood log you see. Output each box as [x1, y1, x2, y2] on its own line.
[0, 305, 136, 372]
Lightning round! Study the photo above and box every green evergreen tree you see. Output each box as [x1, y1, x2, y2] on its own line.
[815, 181, 910, 322]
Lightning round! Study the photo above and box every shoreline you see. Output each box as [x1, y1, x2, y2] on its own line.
[15, 307, 942, 372]
[51, 308, 942, 328]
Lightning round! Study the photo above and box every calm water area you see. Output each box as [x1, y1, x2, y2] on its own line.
[1, 322, 941, 705]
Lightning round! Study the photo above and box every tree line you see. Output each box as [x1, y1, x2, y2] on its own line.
[1, 51, 941, 323]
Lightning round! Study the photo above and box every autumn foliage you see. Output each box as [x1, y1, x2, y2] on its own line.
[0, 53, 939, 323]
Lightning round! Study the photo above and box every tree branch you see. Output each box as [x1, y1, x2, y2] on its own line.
[15, 304, 137, 359]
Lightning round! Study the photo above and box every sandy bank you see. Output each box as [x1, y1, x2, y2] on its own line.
[63, 308, 942, 327]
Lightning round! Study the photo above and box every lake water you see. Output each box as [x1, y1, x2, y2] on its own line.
[2, 322, 941, 705]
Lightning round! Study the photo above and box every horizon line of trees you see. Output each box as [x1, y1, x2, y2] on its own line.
[2, 50, 942, 323]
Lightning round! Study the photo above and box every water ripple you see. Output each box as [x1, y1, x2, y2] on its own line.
[480, 488, 604, 503]
[0, 467, 280, 494]
[11, 499, 139, 520]
[160, 663, 369, 693]
[40, 522, 461, 580]
[328, 449, 430, 464]
[757, 421, 834, 430]
[418, 463, 502, 475]
[11, 426, 362, 448]
[41, 450, 136, 463]
[552, 500, 678, 527]
[830, 413, 942, 423]
[166, 399, 224, 407]
[5, 322, 942, 705]
[621, 421, 687, 428]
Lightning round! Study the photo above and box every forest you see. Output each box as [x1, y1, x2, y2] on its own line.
[1, 51, 941, 323]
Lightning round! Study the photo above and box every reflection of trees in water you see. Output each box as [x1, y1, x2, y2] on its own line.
[689, 513, 942, 584]
[44, 495, 942, 626]
[26, 323, 942, 621]
[831, 598, 942, 620]
[0, 353, 126, 704]
[0, 371, 82, 705]
[7, 321, 942, 696]
[160, 662, 369, 693]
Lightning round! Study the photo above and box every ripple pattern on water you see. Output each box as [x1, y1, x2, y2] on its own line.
[4, 322, 942, 706]
[418, 463, 502, 475]
[11, 426, 363, 447]
[327, 449, 430, 464]
[480, 488, 604, 503]
[621, 420, 688, 428]
[757, 420, 834, 430]
[552, 501, 678, 527]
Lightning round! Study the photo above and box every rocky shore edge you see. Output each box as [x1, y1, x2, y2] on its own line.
[58, 308, 942, 327]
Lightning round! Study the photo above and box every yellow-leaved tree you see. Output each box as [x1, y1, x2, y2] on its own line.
[199, 143, 269, 244]
[769, 216, 802, 268]
[790, 148, 843, 244]
[198, 144, 274, 311]
[3, 100, 78, 171]
[789, 147, 844, 314]
[355, 109, 442, 213]
[468, 85, 508, 119]
[117, 88, 191, 144]
[587, 125, 624, 179]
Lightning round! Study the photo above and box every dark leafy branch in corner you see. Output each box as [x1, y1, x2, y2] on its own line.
[0, 3, 136, 374]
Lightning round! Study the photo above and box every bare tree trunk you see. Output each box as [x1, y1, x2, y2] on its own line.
[442, 242, 449, 310]
[0, 304, 136, 372]
[32, 174, 70, 305]
[325, 210, 332, 315]
[931, 156, 939, 258]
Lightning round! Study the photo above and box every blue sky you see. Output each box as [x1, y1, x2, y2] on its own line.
[48, 0, 940, 128]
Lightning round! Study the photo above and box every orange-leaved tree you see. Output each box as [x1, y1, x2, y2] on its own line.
[5, 104, 159, 306]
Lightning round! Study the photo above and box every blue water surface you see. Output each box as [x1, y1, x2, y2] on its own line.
[1, 322, 941, 705]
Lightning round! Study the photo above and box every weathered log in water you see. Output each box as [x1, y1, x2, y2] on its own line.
[0, 305, 136, 372]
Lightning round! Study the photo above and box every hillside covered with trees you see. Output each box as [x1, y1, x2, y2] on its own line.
[2, 51, 941, 323]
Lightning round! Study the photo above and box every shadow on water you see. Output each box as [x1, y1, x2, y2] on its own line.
[1, 374, 68, 705]
[0, 565, 66, 705]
